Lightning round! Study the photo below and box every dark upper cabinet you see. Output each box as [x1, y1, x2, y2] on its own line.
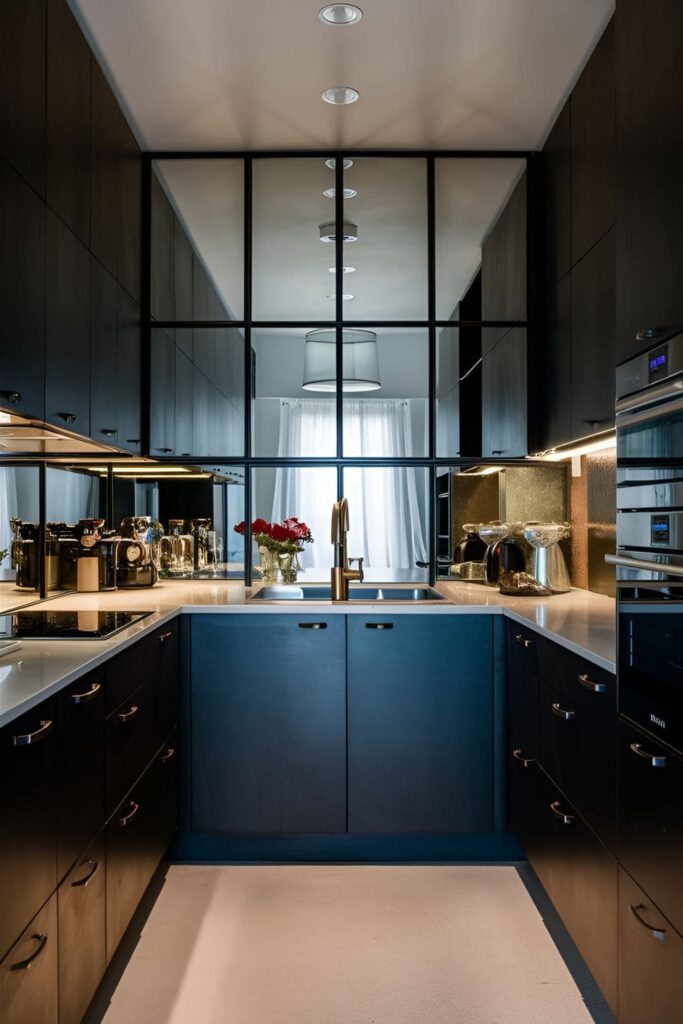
[90, 259, 119, 444]
[481, 171, 527, 328]
[0, 159, 45, 419]
[481, 327, 528, 457]
[117, 112, 142, 303]
[118, 287, 142, 452]
[174, 219, 193, 321]
[571, 18, 615, 265]
[539, 274, 572, 450]
[175, 347, 194, 458]
[151, 173, 175, 321]
[45, 212, 91, 433]
[571, 227, 615, 438]
[616, 0, 683, 361]
[149, 330, 176, 455]
[542, 99, 571, 287]
[46, 0, 91, 246]
[90, 61, 119, 277]
[0, 0, 46, 196]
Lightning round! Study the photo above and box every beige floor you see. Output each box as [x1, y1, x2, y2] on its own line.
[100, 865, 594, 1024]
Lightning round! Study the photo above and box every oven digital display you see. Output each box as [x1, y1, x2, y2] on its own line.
[651, 514, 671, 545]
[648, 344, 669, 382]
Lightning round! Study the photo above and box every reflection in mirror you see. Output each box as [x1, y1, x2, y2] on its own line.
[436, 273, 482, 458]
[342, 328, 429, 457]
[342, 158, 428, 321]
[343, 467, 429, 582]
[152, 159, 244, 320]
[252, 328, 337, 457]
[435, 158, 526, 321]
[252, 159, 337, 321]
[44, 465, 106, 595]
[0, 464, 43, 609]
[250, 467, 337, 583]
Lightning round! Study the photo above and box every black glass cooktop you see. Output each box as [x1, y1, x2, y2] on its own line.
[0, 610, 151, 640]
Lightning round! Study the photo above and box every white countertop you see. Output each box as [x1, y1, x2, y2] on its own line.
[0, 579, 616, 729]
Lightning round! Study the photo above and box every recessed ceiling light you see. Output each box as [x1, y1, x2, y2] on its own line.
[328, 266, 356, 273]
[321, 86, 359, 105]
[322, 187, 357, 199]
[325, 158, 353, 170]
[319, 4, 363, 25]
[319, 221, 358, 242]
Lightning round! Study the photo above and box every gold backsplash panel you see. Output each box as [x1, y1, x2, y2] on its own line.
[571, 450, 617, 598]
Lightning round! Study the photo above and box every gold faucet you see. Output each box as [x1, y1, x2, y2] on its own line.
[330, 497, 364, 600]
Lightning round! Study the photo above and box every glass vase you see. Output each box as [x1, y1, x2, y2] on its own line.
[278, 551, 298, 584]
[258, 545, 281, 584]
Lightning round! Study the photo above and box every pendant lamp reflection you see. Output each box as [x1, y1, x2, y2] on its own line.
[302, 329, 381, 393]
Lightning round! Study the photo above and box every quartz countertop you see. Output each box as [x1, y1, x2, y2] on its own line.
[0, 579, 616, 728]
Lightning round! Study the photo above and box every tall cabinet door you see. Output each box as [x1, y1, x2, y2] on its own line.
[191, 615, 347, 834]
[0, 0, 46, 196]
[348, 615, 493, 834]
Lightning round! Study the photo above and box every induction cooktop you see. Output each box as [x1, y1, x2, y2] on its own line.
[0, 610, 151, 640]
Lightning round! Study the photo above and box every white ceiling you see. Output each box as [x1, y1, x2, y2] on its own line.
[70, 0, 614, 152]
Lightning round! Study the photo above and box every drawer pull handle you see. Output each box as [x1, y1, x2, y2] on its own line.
[298, 622, 327, 629]
[549, 800, 574, 825]
[158, 631, 174, 642]
[629, 741, 666, 768]
[630, 903, 666, 941]
[71, 859, 99, 888]
[71, 681, 101, 704]
[101, 429, 117, 437]
[119, 800, 140, 827]
[515, 634, 533, 648]
[160, 746, 176, 764]
[6, 391, 22, 404]
[118, 704, 139, 723]
[578, 672, 606, 693]
[12, 719, 53, 746]
[552, 702, 575, 720]
[366, 623, 394, 630]
[512, 748, 535, 768]
[10, 933, 48, 971]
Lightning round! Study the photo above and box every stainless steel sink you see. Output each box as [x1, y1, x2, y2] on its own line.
[248, 584, 446, 602]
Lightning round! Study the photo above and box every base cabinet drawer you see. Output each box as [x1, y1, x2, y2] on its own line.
[106, 679, 157, 817]
[507, 744, 541, 846]
[0, 894, 58, 1024]
[618, 867, 683, 1024]
[506, 622, 539, 757]
[528, 772, 617, 1013]
[58, 834, 106, 1024]
[618, 719, 683, 936]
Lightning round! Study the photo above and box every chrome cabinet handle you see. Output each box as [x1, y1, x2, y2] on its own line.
[366, 623, 393, 630]
[117, 704, 139, 723]
[578, 672, 606, 694]
[630, 903, 666, 941]
[101, 429, 117, 437]
[515, 634, 533, 648]
[552, 702, 576, 720]
[549, 800, 574, 824]
[71, 860, 99, 888]
[71, 681, 101, 704]
[119, 801, 140, 827]
[158, 631, 174, 643]
[10, 933, 48, 971]
[60, 412, 77, 424]
[298, 622, 327, 629]
[12, 719, 53, 746]
[629, 741, 666, 767]
[5, 391, 22, 404]
[512, 748, 535, 768]
[159, 746, 176, 764]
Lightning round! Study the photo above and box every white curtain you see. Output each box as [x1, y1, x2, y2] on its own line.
[272, 398, 428, 573]
[0, 468, 18, 567]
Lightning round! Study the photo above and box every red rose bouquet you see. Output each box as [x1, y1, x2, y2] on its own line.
[234, 516, 314, 555]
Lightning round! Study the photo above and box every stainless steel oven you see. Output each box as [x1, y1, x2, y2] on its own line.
[611, 330, 683, 754]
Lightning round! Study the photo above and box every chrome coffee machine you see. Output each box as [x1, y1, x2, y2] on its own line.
[117, 517, 159, 588]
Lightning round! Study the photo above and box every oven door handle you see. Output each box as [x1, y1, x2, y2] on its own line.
[616, 381, 683, 424]
[605, 554, 683, 578]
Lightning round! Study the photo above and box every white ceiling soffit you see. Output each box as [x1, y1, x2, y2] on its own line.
[70, 0, 615, 152]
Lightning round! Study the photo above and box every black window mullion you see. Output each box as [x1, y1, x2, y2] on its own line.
[244, 156, 253, 585]
[335, 153, 344, 459]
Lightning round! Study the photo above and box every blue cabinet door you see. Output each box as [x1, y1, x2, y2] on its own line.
[191, 615, 346, 834]
[348, 615, 494, 834]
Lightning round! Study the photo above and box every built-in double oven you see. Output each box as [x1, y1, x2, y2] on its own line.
[612, 330, 683, 755]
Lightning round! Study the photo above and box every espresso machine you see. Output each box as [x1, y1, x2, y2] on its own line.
[160, 519, 194, 574]
[117, 517, 159, 588]
[11, 518, 40, 590]
[75, 519, 118, 593]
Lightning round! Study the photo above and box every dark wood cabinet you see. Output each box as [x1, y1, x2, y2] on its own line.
[618, 719, 683, 937]
[481, 170, 526, 327]
[542, 99, 571, 287]
[191, 614, 347, 834]
[57, 670, 105, 882]
[571, 19, 615, 265]
[150, 330, 176, 455]
[58, 834, 106, 1024]
[481, 327, 528, 457]
[539, 275, 571, 450]
[0, 893, 58, 1024]
[117, 286, 143, 453]
[45, 212, 91, 433]
[90, 61, 119, 277]
[46, 0, 91, 246]
[0, 0, 46, 196]
[116, 113, 142, 304]
[570, 227, 615, 438]
[616, 0, 683, 361]
[0, 701, 57, 961]
[151, 172, 175, 321]
[618, 866, 683, 1024]
[0, 158, 45, 419]
[90, 258, 120, 445]
[348, 616, 494, 834]
[174, 219, 193, 321]
[175, 347, 194, 457]
[506, 623, 541, 844]
[192, 367, 210, 457]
